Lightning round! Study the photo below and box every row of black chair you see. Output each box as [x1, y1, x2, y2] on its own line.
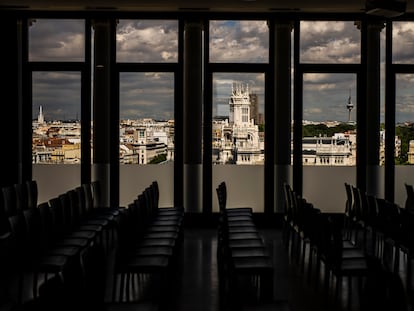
[0, 180, 121, 309]
[216, 181, 273, 308]
[0, 180, 38, 235]
[283, 183, 371, 309]
[111, 181, 184, 303]
[284, 182, 410, 310]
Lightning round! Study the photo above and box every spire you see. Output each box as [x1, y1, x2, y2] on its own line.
[346, 88, 354, 123]
[38, 105, 44, 124]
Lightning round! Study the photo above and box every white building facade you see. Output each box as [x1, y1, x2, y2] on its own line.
[213, 83, 263, 165]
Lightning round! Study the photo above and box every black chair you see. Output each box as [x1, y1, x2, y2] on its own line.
[217, 181, 253, 216]
[14, 183, 29, 213]
[375, 198, 402, 273]
[26, 180, 38, 210]
[343, 183, 354, 244]
[282, 182, 294, 248]
[67, 188, 112, 248]
[83, 183, 121, 219]
[2, 186, 18, 218]
[59, 192, 104, 246]
[7, 210, 71, 303]
[37, 202, 89, 251]
[150, 181, 184, 217]
[112, 206, 173, 302]
[22, 207, 86, 299]
[404, 183, 414, 212]
[315, 214, 369, 308]
[48, 197, 97, 245]
[216, 201, 273, 305]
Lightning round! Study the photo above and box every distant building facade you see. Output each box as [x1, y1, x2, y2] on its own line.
[212, 83, 264, 164]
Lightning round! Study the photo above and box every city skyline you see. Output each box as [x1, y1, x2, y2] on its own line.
[29, 19, 414, 123]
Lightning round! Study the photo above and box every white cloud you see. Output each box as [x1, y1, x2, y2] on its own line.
[116, 20, 178, 62]
[300, 21, 360, 63]
[210, 20, 268, 63]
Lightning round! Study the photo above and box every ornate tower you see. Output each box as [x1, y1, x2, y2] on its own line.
[229, 83, 251, 126]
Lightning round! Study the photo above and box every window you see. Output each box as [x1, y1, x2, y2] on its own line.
[29, 19, 85, 62]
[117, 20, 178, 207]
[119, 72, 174, 165]
[116, 20, 178, 63]
[300, 21, 361, 64]
[29, 19, 87, 202]
[210, 20, 268, 63]
[212, 73, 265, 165]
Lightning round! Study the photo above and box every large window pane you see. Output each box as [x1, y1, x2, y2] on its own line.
[116, 20, 178, 63]
[300, 21, 360, 63]
[212, 72, 264, 213]
[302, 73, 357, 166]
[209, 20, 268, 63]
[29, 19, 85, 62]
[395, 74, 414, 207]
[395, 74, 414, 170]
[392, 22, 414, 64]
[119, 72, 174, 206]
[32, 72, 81, 201]
[212, 73, 264, 165]
[302, 73, 357, 212]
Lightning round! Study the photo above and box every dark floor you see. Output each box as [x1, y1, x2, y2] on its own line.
[104, 227, 369, 311]
[10, 226, 413, 311]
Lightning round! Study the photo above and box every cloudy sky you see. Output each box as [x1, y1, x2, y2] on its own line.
[29, 18, 414, 124]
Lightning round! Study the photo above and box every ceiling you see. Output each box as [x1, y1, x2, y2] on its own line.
[0, 0, 411, 14]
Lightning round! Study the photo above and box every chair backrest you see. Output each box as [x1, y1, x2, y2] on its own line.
[26, 180, 38, 210]
[404, 183, 414, 211]
[67, 189, 81, 224]
[38, 201, 54, 247]
[216, 185, 226, 212]
[75, 186, 87, 217]
[283, 183, 295, 219]
[151, 181, 160, 209]
[366, 194, 379, 221]
[91, 181, 102, 208]
[8, 212, 30, 262]
[23, 208, 46, 255]
[344, 183, 353, 217]
[14, 183, 29, 212]
[59, 192, 74, 229]
[49, 197, 70, 236]
[2, 186, 17, 218]
[352, 186, 362, 221]
[82, 183, 94, 213]
[0, 191, 9, 235]
[216, 182, 227, 212]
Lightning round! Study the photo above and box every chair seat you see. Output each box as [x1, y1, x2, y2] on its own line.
[232, 256, 273, 272]
[231, 247, 268, 258]
[137, 238, 176, 248]
[125, 256, 169, 272]
[134, 246, 173, 257]
[229, 239, 264, 248]
[228, 232, 262, 240]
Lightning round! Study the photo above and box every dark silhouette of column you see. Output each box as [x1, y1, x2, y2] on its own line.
[92, 19, 112, 207]
[365, 21, 384, 196]
[274, 21, 293, 212]
[183, 20, 203, 213]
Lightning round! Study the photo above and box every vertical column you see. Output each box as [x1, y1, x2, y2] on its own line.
[365, 21, 384, 196]
[0, 17, 21, 186]
[92, 19, 112, 207]
[274, 21, 293, 213]
[183, 20, 203, 213]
